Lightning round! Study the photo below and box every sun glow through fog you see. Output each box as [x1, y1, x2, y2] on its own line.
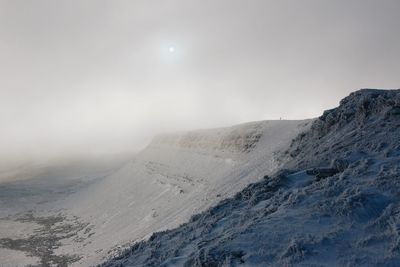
[0, 1, 399, 161]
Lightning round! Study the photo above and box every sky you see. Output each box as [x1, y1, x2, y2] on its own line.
[0, 0, 399, 160]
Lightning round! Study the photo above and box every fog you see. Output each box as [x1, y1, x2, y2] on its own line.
[0, 0, 399, 161]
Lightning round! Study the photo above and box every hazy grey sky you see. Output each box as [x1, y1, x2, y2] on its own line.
[0, 0, 399, 159]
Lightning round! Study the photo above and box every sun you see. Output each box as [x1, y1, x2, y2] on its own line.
[169, 46, 175, 53]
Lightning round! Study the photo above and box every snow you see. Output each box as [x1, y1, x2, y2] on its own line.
[0, 156, 127, 266]
[4, 88, 398, 266]
[0, 248, 39, 267]
[100, 89, 400, 266]
[0, 119, 309, 266]
[56, 120, 310, 266]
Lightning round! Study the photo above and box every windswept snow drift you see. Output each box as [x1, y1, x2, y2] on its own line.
[101, 89, 400, 266]
[55, 120, 310, 266]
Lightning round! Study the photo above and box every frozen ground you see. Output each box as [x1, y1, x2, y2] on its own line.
[0, 157, 128, 266]
[101, 89, 400, 266]
[3, 89, 398, 267]
[62, 120, 309, 266]
[0, 119, 309, 266]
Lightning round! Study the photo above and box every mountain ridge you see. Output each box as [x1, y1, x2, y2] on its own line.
[59, 120, 309, 266]
[100, 88, 400, 267]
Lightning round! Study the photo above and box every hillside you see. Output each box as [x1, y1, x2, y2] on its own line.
[101, 89, 400, 266]
[52, 120, 310, 266]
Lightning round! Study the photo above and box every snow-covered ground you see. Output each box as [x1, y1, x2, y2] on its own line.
[5, 89, 398, 267]
[0, 156, 128, 266]
[62, 120, 310, 266]
[0, 120, 309, 266]
[100, 89, 400, 266]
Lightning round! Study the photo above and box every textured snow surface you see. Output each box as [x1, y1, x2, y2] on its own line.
[62, 120, 309, 266]
[101, 89, 400, 267]
[0, 120, 309, 266]
[0, 157, 127, 266]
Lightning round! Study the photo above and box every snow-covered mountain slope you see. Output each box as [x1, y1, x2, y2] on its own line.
[0, 156, 127, 218]
[0, 156, 128, 267]
[101, 89, 400, 266]
[55, 120, 310, 266]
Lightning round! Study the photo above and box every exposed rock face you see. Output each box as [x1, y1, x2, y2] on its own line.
[101, 89, 400, 267]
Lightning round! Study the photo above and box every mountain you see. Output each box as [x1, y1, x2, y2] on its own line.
[56, 120, 310, 266]
[100, 89, 400, 266]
